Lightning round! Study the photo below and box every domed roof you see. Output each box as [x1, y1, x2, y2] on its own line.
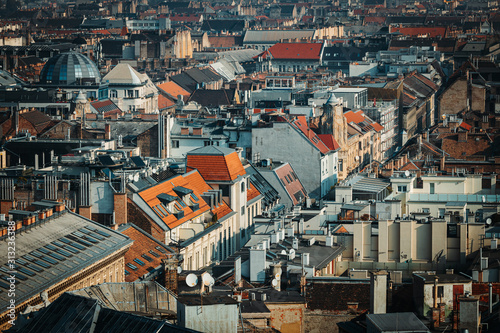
[39, 52, 100, 86]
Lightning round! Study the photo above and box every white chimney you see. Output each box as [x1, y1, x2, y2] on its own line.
[302, 253, 310, 266]
[492, 238, 497, 250]
[286, 227, 294, 238]
[292, 237, 299, 250]
[299, 218, 304, 234]
[326, 235, 333, 247]
[270, 233, 277, 244]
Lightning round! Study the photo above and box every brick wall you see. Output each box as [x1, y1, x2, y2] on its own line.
[306, 282, 371, 311]
[127, 198, 165, 242]
[439, 79, 468, 117]
[137, 125, 159, 158]
[113, 193, 127, 226]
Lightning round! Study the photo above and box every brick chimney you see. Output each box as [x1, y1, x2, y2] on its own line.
[193, 127, 203, 136]
[181, 127, 189, 135]
[105, 123, 111, 140]
[113, 193, 127, 227]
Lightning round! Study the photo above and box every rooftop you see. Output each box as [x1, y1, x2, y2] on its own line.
[0, 210, 132, 312]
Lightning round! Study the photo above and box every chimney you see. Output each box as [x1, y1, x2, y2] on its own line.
[105, 123, 111, 140]
[113, 193, 127, 227]
[326, 234, 333, 247]
[249, 246, 266, 283]
[491, 237, 497, 250]
[459, 295, 479, 333]
[440, 156, 446, 171]
[163, 257, 178, 294]
[302, 253, 310, 266]
[181, 127, 189, 135]
[370, 271, 388, 314]
[193, 127, 203, 136]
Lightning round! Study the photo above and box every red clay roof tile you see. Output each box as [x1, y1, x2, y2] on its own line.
[186, 150, 246, 182]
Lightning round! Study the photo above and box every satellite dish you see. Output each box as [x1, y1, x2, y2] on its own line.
[207, 276, 215, 287]
[486, 218, 492, 225]
[275, 273, 281, 280]
[405, 170, 410, 177]
[133, 173, 140, 182]
[202, 272, 214, 286]
[289, 249, 295, 255]
[271, 278, 278, 287]
[177, 266, 182, 274]
[281, 250, 287, 255]
[186, 273, 198, 287]
[128, 174, 134, 181]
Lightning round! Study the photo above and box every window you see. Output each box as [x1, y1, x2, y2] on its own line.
[142, 254, 154, 262]
[204, 141, 211, 146]
[110, 90, 118, 98]
[126, 263, 138, 270]
[133, 258, 145, 266]
[172, 140, 179, 148]
[397, 185, 407, 192]
[241, 182, 245, 192]
[241, 206, 245, 215]
[437, 286, 444, 298]
[430, 183, 435, 194]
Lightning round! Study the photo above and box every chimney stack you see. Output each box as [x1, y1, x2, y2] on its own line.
[370, 271, 388, 314]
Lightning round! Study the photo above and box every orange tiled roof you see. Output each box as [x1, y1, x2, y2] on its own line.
[138, 171, 212, 229]
[290, 116, 331, 154]
[247, 182, 261, 202]
[344, 110, 366, 124]
[186, 149, 246, 182]
[158, 94, 174, 110]
[391, 26, 447, 38]
[120, 224, 174, 282]
[157, 81, 191, 99]
[344, 110, 384, 133]
[211, 202, 233, 220]
[318, 134, 340, 150]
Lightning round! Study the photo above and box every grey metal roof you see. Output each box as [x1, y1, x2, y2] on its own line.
[341, 204, 368, 211]
[367, 312, 430, 332]
[186, 145, 236, 156]
[346, 175, 389, 194]
[243, 30, 315, 43]
[0, 210, 132, 312]
[16, 292, 197, 333]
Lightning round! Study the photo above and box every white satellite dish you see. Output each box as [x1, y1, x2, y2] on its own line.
[202, 272, 214, 286]
[128, 174, 134, 181]
[177, 266, 182, 274]
[405, 170, 410, 177]
[186, 273, 198, 287]
[281, 250, 287, 255]
[271, 278, 278, 287]
[486, 218, 492, 225]
[133, 173, 140, 182]
[207, 276, 215, 287]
